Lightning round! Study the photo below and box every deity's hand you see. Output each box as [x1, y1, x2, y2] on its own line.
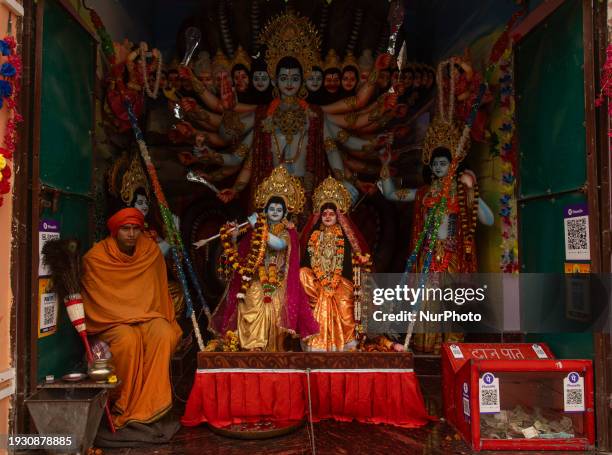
[180, 97, 197, 113]
[113, 38, 133, 64]
[247, 213, 258, 227]
[284, 220, 295, 230]
[459, 170, 477, 188]
[375, 53, 393, 70]
[227, 220, 240, 241]
[217, 188, 237, 204]
[193, 238, 207, 249]
[394, 103, 408, 119]
[376, 132, 394, 152]
[383, 92, 398, 111]
[391, 125, 410, 139]
[178, 152, 198, 166]
[356, 181, 378, 195]
[392, 343, 406, 352]
[168, 121, 195, 144]
[220, 75, 236, 110]
[178, 66, 193, 79]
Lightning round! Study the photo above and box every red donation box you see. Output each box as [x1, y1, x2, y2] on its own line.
[442, 343, 595, 451]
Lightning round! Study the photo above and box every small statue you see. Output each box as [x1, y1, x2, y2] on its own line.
[300, 177, 371, 351]
[208, 167, 318, 351]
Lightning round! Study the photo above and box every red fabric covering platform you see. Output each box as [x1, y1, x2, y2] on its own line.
[182, 352, 435, 429]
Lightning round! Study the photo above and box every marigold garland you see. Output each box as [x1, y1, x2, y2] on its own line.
[308, 224, 345, 292]
[0, 36, 22, 207]
[220, 216, 269, 297]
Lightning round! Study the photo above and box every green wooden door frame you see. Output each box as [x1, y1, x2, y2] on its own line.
[513, 0, 609, 448]
[27, 0, 97, 411]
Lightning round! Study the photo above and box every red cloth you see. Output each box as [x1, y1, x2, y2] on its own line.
[107, 208, 145, 237]
[181, 370, 435, 428]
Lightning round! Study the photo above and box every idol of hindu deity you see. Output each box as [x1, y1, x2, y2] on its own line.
[322, 49, 342, 103]
[305, 63, 324, 104]
[231, 46, 252, 103]
[106, 40, 161, 132]
[194, 51, 214, 92]
[181, 12, 394, 213]
[251, 56, 273, 105]
[449, 53, 490, 143]
[207, 167, 318, 351]
[341, 52, 359, 97]
[300, 177, 371, 352]
[377, 59, 494, 353]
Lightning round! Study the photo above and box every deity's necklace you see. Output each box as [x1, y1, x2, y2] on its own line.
[139, 42, 163, 99]
[272, 126, 307, 165]
[272, 104, 307, 145]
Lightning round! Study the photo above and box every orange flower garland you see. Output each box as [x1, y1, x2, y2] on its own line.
[220, 216, 269, 297]
[308, 224, 345, 292]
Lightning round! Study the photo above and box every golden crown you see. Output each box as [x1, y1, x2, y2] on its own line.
[259, 12, 321, 78]
[120, 154, 150, 204]
[421, 117, 469, 165]
[312, 176, 352, 214]
[232, 46, 251, 71]
[342, 51, 359, 71]
[323, 49, 341, 71]
[212, 49, 231, 73]
[254, 166, 306, 214]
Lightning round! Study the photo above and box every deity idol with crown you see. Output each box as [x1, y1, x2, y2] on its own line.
[176, 12, 398, 214]
[299, 177, 371, 352]
[377, 59, 494, 353]
[207, 167, 318, 351]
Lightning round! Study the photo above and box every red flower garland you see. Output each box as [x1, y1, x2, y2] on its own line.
[0, 35, 22, 206]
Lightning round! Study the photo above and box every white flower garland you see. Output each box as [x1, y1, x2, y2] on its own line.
[139, 42, 162, 99]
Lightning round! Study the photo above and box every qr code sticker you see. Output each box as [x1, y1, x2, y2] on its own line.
[566, 389, 583, 406]
[566, 217, 588, 251]
[43, 304, 55, 326]
[481, 389, 499, 407]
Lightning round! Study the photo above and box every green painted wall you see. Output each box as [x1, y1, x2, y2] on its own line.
[36, 0, 95, 381]
[515, 0, 593, 359]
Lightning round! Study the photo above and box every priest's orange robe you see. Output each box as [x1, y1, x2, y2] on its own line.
[81, 235, 182, 428]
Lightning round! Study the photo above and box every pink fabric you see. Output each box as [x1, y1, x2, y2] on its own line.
[279, 228, 319, 338]
[181, 370, 436, 428]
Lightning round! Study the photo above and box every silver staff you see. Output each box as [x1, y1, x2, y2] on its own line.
[186, 170, 221, 194]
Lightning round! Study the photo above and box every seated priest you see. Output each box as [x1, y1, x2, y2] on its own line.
[81, 207, 182, 429]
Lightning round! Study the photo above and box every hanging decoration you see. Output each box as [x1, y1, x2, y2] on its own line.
[125, 101, 210, 352]
[0, 35, 22, 208]
[487, 10, 524, 273]
[489, 48, 519, 273]
[88, 9, 116, 62]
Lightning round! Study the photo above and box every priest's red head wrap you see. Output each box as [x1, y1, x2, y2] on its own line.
[107, 208, 145, 237]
